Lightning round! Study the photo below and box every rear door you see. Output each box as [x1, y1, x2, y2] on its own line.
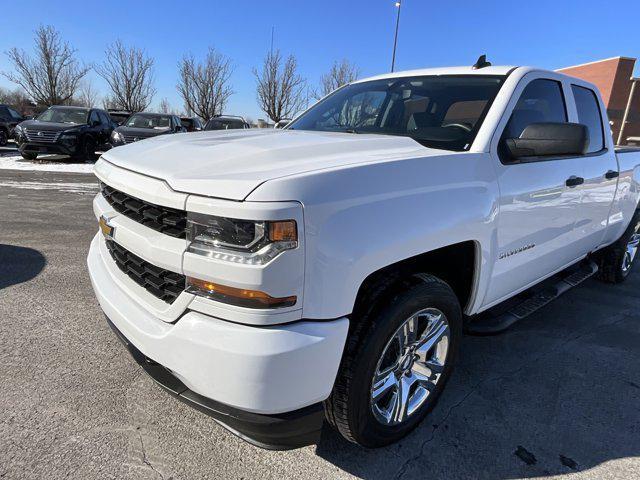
[568, 84, 619, 253]
[484, 74, 586, 307]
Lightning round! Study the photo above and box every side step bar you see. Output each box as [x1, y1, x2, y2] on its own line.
[466, 260, 598, 335]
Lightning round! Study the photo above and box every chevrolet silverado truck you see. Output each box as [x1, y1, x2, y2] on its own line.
[87, 64, 640, 450]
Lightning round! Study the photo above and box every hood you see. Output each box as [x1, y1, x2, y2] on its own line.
[101, 129, 438, 201]
[114, 125, 170, 138]
[19, 119, 87, 132]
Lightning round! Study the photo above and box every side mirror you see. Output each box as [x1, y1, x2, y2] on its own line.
[504, 122, 588, 160]
[91, 120, 100, 127]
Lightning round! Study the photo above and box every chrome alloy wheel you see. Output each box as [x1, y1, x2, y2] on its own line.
[370, 308, 450, 426]
[622, 222, 640, 274]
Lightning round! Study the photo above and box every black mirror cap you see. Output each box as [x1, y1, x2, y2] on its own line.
[505, 122, 589, 159]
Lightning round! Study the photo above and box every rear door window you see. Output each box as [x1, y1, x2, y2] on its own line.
[571, 85, 604, 153]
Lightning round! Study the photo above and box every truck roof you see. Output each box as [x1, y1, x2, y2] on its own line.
[353, 65, 517, 84]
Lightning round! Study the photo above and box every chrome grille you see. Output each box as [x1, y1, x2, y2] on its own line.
[25, 129, 60, 143]
[100, 182, 187, 239]
[105, 239, 185, 304]
[123, 135, 151, 144]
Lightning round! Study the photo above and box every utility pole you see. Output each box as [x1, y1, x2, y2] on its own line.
[618, 77, 638, 145]
[391, 1, 402, 72]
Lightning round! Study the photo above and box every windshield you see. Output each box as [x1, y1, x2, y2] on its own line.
[205, 119, 244, 130]
[38, 108, 89, 125]
[126, 114, 171, 129]
[289, 75, 505, 151]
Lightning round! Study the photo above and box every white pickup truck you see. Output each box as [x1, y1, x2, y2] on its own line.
[88, 63, 640, 449]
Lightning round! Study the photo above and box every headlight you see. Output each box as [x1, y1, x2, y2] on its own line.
[111, 131, 124, 143]
[186, 212, 297, 266]
[186, 212, 299, 308]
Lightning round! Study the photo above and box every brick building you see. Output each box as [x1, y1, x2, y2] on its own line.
[558, 56, 640, 145]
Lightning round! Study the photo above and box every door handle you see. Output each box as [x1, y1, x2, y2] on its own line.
[565, 176, 584, 188]
[605, 170, 619, 180]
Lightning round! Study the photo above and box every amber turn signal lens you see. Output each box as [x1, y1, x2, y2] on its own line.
[268, 220, 297, 242]
[187, 277, 297, 309]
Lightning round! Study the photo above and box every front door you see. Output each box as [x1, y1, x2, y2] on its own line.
[484, 76, 585, 307]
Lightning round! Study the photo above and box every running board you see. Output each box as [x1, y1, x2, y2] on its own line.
[466, 260, 598, 335]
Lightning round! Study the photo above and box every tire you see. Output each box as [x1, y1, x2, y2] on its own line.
[21, 152, 38, 161]
[0, 129, 8, 147]
[75, 136, 96, 161]
[597, 208, 640, 283]
[325, 275, 462, 447]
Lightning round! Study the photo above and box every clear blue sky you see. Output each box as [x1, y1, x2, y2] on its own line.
[1, 0, 639, 120]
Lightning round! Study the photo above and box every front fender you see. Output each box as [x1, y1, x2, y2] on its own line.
[249, 152, 500, 319]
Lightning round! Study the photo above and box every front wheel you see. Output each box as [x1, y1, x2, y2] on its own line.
[325, 275, 462, 447]
[74, 136, 96, 161]
[21, 152, 38, 160]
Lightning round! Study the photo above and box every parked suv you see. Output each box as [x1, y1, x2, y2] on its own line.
[88, 64, 640, 449]
[181, 116, 203, 132]
[0, 104, 25, 146]
[110, 113, 185, 147]
[204, 115, 249, 130]
[14, 106, 113, 160]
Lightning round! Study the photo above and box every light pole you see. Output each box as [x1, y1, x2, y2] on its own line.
[391, 1, 402, 72]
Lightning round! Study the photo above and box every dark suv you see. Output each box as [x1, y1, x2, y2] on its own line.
[110, 112, 185, 147]
[204, 115, 250, 131]
[0, 104, 26, 146]
[14, 106, 114, 160]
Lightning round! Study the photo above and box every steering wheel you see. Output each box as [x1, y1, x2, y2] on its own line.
[442, 123, 473, 132]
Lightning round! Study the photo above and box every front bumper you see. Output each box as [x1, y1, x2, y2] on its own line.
[87, 234, 349, 448]
[106, 316, 325, 449]
[19, 141, 77, 156]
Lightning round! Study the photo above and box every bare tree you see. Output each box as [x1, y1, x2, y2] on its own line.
[253, 50, 307, 123]
[0, 87, 32, 113]
[316, 59, 359, 98]
[3, 25, 90, 106]
[158, 97, 173, 114]
[77, 80, 99, 107]
[177, 48, 234, 122]
[95, 40, 156, 112]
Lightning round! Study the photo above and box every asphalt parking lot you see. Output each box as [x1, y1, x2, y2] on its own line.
[1, 164, 639, 480]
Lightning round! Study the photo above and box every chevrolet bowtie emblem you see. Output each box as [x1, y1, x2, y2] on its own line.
[99, 215, 114, 239]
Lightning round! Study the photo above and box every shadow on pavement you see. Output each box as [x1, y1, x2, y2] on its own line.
[0, 244, 46, 290]
[314, 276, 640, 479]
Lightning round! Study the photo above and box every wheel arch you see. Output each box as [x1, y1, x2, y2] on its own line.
[350, 240, 479, 323]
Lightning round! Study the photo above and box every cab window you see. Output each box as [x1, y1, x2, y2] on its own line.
[571, 85, 604, 153]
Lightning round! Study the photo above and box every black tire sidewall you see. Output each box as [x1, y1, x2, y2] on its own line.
[347, 280, 462, 447]
[76, 136, 95, 161]
[618, 211, 640, 280]
[21, 152, 37, 160]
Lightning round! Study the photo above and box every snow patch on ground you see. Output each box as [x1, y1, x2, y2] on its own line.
[0, 155, 96, 174]
[0, 180, 98, 194]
